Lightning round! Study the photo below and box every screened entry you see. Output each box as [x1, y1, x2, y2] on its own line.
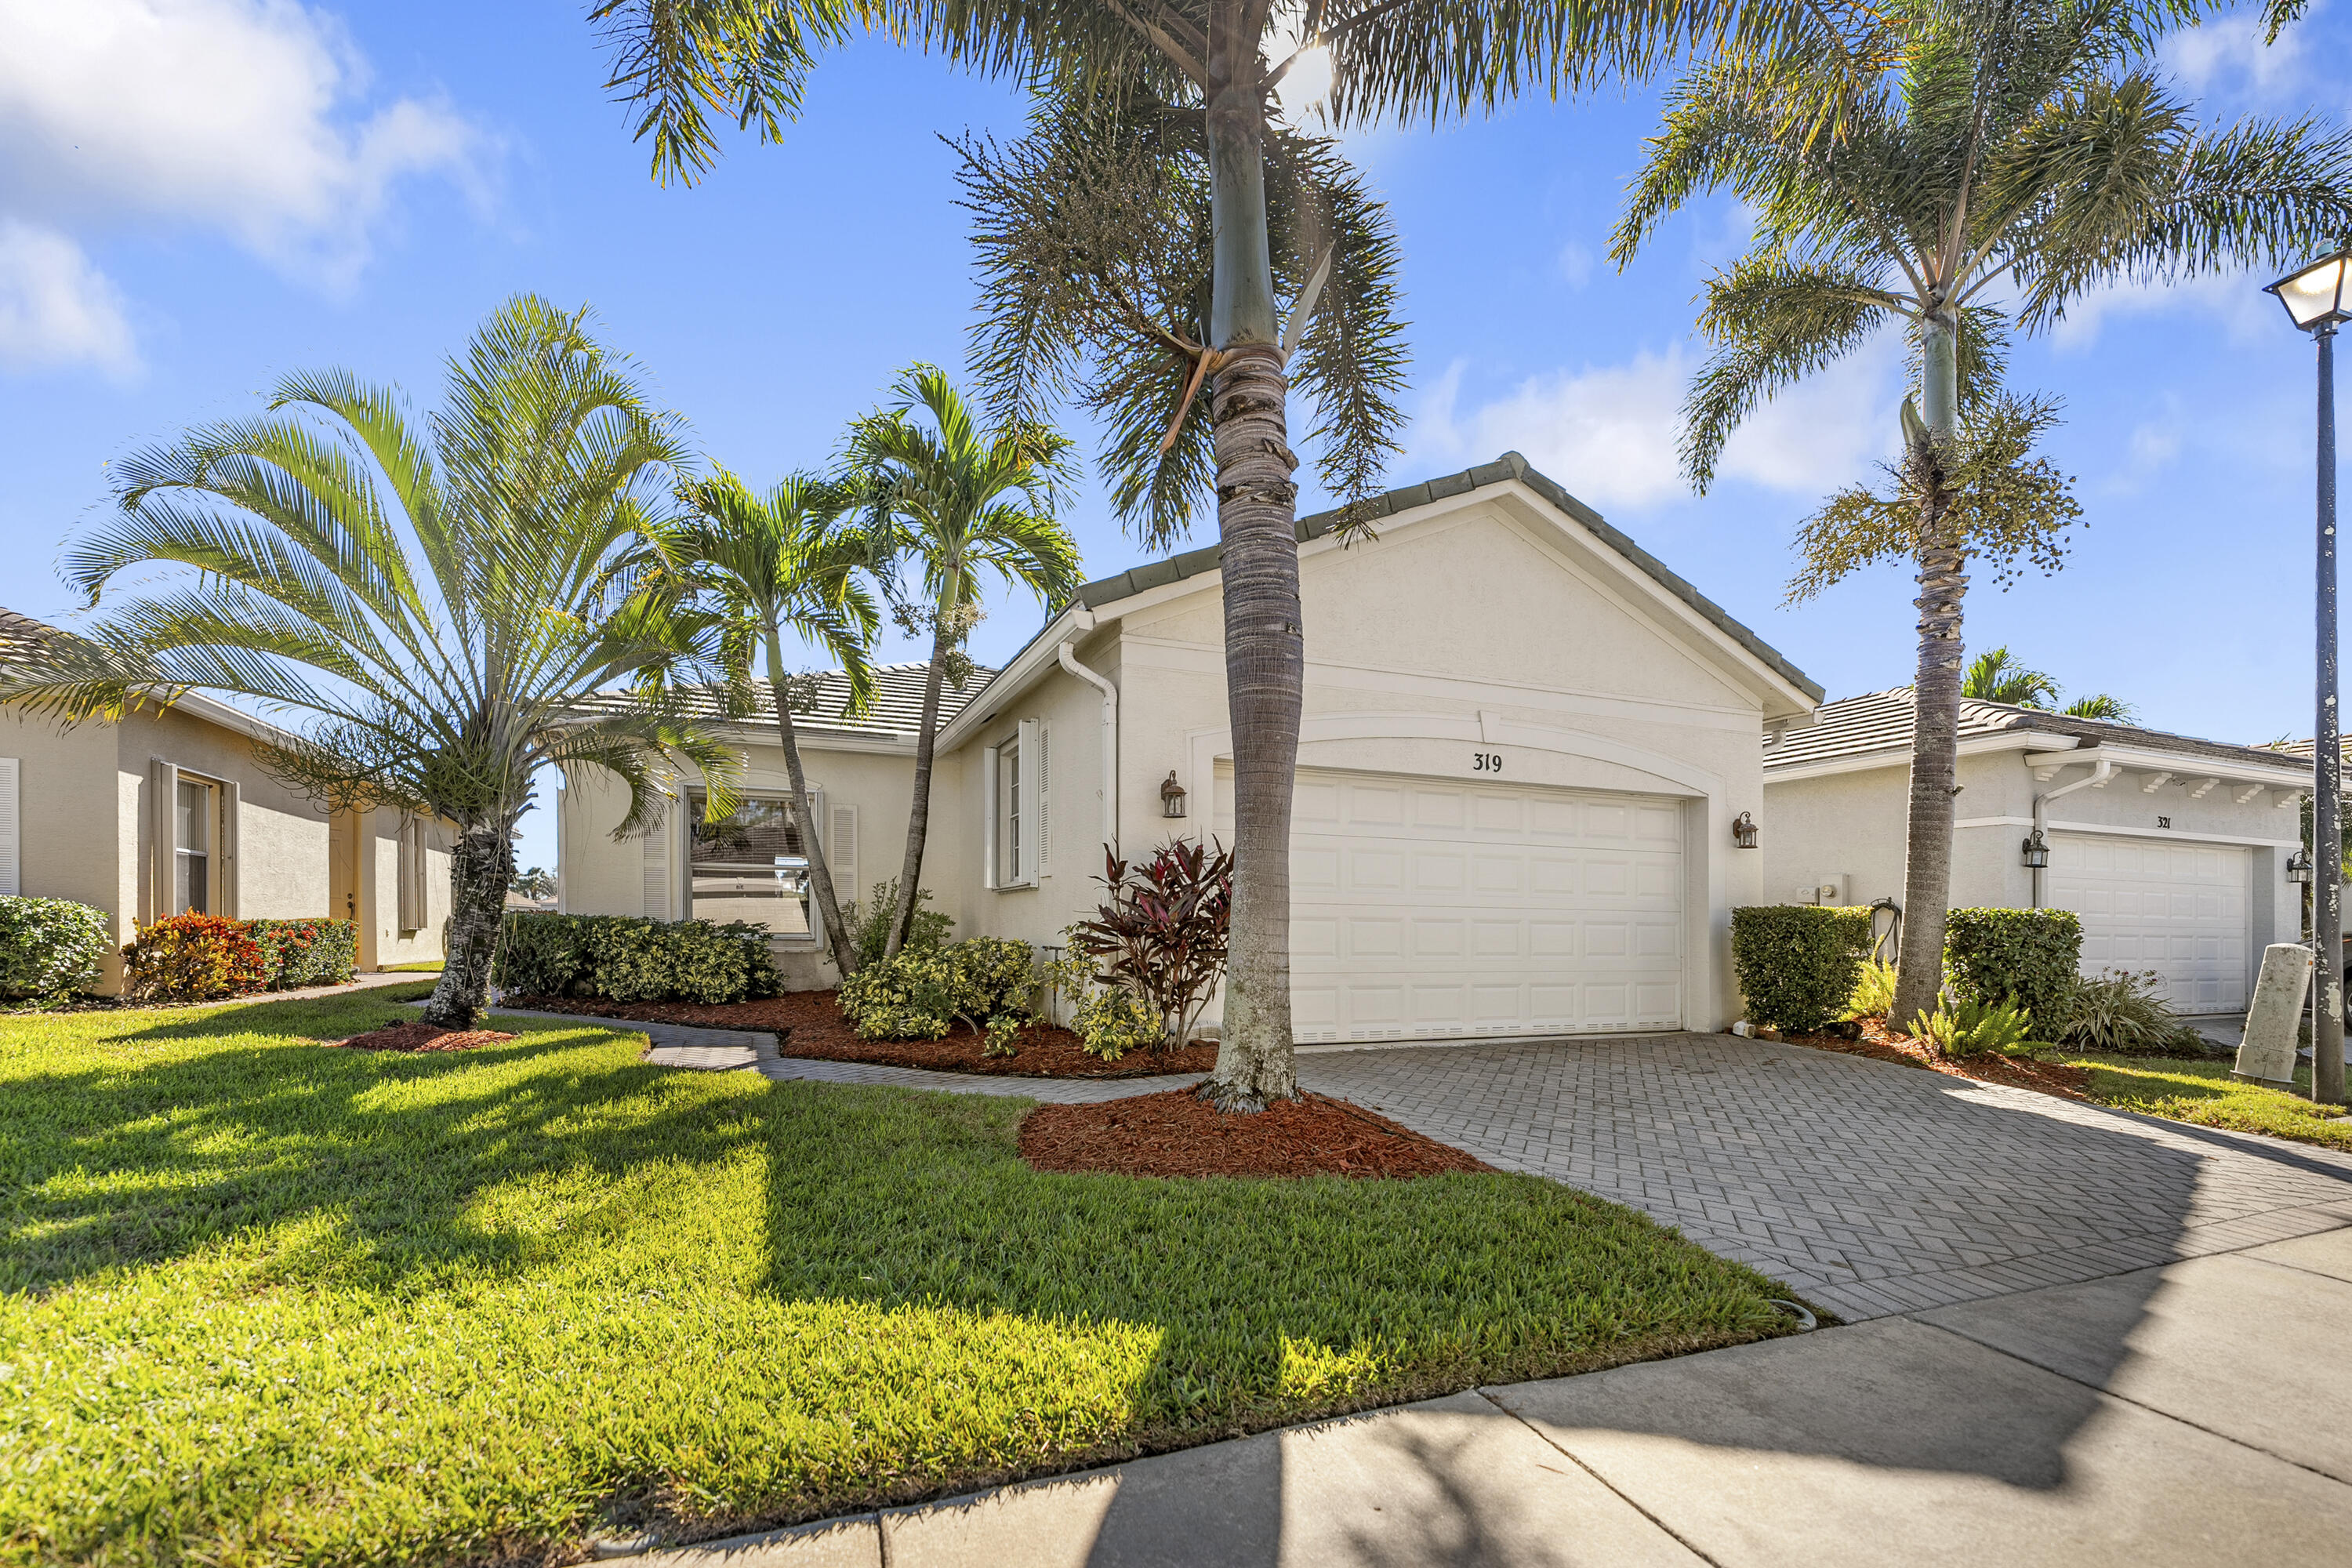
[686, 791, 811, 936]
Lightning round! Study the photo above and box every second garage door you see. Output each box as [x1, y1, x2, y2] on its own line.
[2048, 832, 2250, 1012]
[1227, 767, 1686, 1044]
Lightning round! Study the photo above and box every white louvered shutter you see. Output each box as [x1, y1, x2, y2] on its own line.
[148, 759, 177, 922]
[1016, 718, 1040, 884]
[218, 781, 240, 917]
[642, 799, 672, 919]
[828, 802, 858, 908]
[0, 757, 18, 896]
[1036, 724, 1050, 877]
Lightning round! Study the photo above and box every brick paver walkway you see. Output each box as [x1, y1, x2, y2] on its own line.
[1302, 1033, 2352, 1321]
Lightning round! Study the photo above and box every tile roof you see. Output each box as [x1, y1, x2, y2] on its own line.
[1069, 451, 1824, 702]
[636, 662, 995, 742]
[1767, 687, 2318, 775]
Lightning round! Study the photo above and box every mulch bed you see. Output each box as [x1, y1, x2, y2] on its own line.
[1021, 1088, 1495, 1179]
[501, 989, 1221, 1080]
[1787, 1018, 2092, 1098]
[332, 1022, 517, 1053]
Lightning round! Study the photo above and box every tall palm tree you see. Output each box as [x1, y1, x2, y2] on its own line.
[2, 296, 737, 1029]
[1615, 0, 2352, 1025]
[587, 0, 1859, 1112]
[1962, 646, 2058, 706]
[673, 470, 882, 978]
[844, 365, 1081, 959]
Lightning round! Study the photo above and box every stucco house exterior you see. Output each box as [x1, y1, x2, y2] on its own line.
[1762, 689, 2314, 1014]
[0, 608, 452, 989]
[558, 453, 1823, 1040]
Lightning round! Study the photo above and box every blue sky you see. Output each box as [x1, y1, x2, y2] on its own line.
[2, 1, 2344, 873]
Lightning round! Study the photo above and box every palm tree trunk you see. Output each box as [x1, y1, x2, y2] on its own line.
[1200, 69, 1301, 1112]
[768, 636, 858, 978]
[423, 817, 514, 1029]
[884, 622, 952, 959]
[1893, 311, 1966, 1033]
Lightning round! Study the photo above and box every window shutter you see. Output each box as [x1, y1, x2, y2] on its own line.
[1016, 719, 1040, 884]
[147, 759, 177, 923]
[1036, 723, 1051, 877]
[218, 781, 240, 918]
[397, 817, 426, 931]
[982, 744, 1000, 891]
[0, 757, 18, 897]
[828, 802, 858, 909]
[641, 797, 671, 919]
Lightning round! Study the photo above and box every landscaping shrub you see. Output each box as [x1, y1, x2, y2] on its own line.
[249, 918, 358, 989]
[0, 896, 112, 1002]
[837, 937, 1038, 1041]
[1730, 905, 1872, 1033]
[1911, 994, 2036, 1058]
[492, 913, 782, 1004]
[122, 913, 267, 1002]
[1069, 986, 1164, 1060]
[1944, 907, 2082, 1025]
[1065, 838, 1234, 1051]
[840, 880, 955, 967]
[2057, 968, 2210, 1055]
[1845, 957, 1897, 1021]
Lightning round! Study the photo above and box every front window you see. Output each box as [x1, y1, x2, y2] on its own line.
[687, 791, 811, 937]
[175, 778, 213, 914]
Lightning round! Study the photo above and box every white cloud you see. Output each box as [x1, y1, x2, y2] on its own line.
[1413, 335, 1904, 511]
[1557, 241, 1594, 290]
[2164, 13, 2312, 103]
[0, 222, 139, 377]
[0, 0, 488, 373]
[2049, 270, 2280, 352]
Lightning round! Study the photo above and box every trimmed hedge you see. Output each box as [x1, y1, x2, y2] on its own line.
[250, 918, 358, 989]
[0, 897, 111, 1001]
[122, 914, 268, 1002]
[837, 938, 1039, 1040]
[1944, 907, 2082, 1030]
[1730, 905, 1873, 1033]
[493, 913, 783, 1005]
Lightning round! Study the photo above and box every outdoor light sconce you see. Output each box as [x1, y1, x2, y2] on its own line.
[2288, 847, 2315, 885]
[2021, 828, 2049, 870]
[2266, 246, 2352, 334]
[1731, 811, 1759, 850]
[1160, 770, 1188, 819]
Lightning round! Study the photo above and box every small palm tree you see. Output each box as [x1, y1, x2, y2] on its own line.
[845, 366, 1081, 959]
[2060, 692, 2134, 721]
[1616, 0, 2352, 1025]
[1962, 647, 2059, 707]
[671, 471, 881, 978]
[5, 296, 738, 1028]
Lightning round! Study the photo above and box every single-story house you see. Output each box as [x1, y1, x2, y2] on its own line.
[557, 452, 1823, 1040]
[0, 608, 452, 989]
[1762, 688, 2314, 1014]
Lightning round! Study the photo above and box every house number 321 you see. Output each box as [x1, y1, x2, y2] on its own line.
[1472, 752, 1503, 773]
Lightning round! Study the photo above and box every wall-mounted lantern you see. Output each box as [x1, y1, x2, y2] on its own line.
[1731, 811, 1759, 850]
[2021, 828, 2049, 869]
[2288, 846, 2315, 884]
[1160, 770, 1188, 819]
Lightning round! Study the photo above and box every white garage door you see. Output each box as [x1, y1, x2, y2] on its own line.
[2049, 833, 2250, 1012]
[1221, 767, 1685, 1044]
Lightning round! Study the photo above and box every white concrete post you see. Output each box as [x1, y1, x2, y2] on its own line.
[2236, 942, 2314, 1089]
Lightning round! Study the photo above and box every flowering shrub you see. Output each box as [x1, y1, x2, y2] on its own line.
[122, 913, 267, 1002]
[837, 937, 1038, 1041]
[0, 897, 112, 1002]
[249, 918, 358, 989]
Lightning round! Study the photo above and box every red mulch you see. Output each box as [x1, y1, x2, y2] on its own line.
[1020, 1089, 1495, 1179]
[1788, 1018, 2092, 1098]
[501, 989, 1221, 1080]
[333, 1021, 517, 1053]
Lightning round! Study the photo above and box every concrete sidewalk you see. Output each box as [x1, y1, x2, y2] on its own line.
[612, 1225, 2352, 1568]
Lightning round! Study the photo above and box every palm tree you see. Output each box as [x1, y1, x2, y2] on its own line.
[844, 366, 1081, 960]
[1615, 0, 2352, 1026]
[673, 470, 882, 978]
[586, 0, 1860, 1112]
[1962, 646, 2058, 706]
[2061, 692, 2133, 721]
[3, 296, 738, 1029]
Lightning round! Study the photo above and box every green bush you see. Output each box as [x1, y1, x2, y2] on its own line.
[1071, 988, 1163, 1061]
[1845, 957, 1898, 1020]
[1944, 907, 2082, 1025]
[840, 880, 955, 968]
[2057, 968, 2211, 1055]
[1730, 905, 1872, 1033]
[0, 897, 111, 1001]
[837, 937, 1039, 1041]
[248, 918, 358, 989]
[1912, 994, 2036, 1058]
[492, 913, 782, 1004]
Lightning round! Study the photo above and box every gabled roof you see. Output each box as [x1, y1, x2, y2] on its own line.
[1767, 687, 2314, 775]
[625, 662, 995, 742]
[1072, 451, 1824, 702]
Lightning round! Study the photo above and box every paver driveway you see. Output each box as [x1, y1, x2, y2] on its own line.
[1299, 1032, 2352, 1321]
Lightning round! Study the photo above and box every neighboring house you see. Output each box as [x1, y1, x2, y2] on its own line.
[0, 608, 452, 989]
[1763, 689, 2314, 1014]
[559, 453, 1822, 1040]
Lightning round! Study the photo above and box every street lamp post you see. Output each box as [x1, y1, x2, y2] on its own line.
[2266, 247, 2352, 1106]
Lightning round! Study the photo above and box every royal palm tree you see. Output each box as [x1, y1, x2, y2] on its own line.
[673, 470, 882, 978]
[844, 365, 1080, 959]
[3, 296, 737, 1029]
[1616, 0, 2352, 1025]
[587, 0, 1864, 1111]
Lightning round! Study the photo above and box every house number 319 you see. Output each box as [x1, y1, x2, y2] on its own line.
[1472, 752, 1503, 773]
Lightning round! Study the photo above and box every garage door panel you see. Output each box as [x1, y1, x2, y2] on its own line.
[2050, 831, 2249, 1012]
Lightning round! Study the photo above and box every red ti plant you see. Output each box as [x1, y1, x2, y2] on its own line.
[1069, 837, 1233, 1052]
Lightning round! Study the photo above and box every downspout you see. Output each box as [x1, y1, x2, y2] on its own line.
[2031, 758, 2115, 907]
[1056, 611, 1119, 855]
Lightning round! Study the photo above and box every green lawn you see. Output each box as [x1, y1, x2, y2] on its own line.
[379, 960, 445, 972]
[2063, 1052, 2352, 1152]
[0, 989, 1793, 1566]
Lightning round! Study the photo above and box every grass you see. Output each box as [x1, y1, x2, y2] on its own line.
[2061, 1051, 2352, 1152]
[379, 960, 445, 972]
[0, 989, 1793, 1566]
